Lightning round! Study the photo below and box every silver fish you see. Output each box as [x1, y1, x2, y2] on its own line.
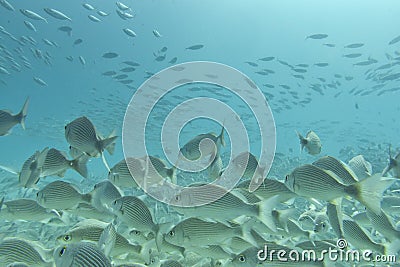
[285, 164, 395, 214]
[19, 9, 47, 23]
[0, 198, 60, 222]
[36, 180, 91, 209]
[230, 152, 266, 191]
[0, 97, 29, 136]
[366, 208, 400, 242]
[65, 116, 117, 157]
[0, 238, 52, 266]
[43, 8, 72, 21]
[19, 147, 49, 188]
[382, 147, 400, 178]
[297, 130, 321, 155]
[123, 28, 136, 37]
[112, 196, 158, 234]
[306, 33, 328, 39]
[23, 21, 36, 32]
[88, 14, 101, 22]
[54, 242, 111, 267]
[348, 155, 372, 180]
[90, 180, 122, 212]
[40, 148, 89, 178]
[0, 0, 14, 11]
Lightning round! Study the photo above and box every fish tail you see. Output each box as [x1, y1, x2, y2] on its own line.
[100, 134, 118, 155]
[17, 97, 29, 130]
[218, 124, 225, 147]
[385, 239, 400, 256]
[71, 155, 89, 178]
[351, 174, 396, 215]
[296, 130, 306, 151]
[167, 166, 177, 184]
[81, 193, 92, 204]
[258, 195, 280, 232]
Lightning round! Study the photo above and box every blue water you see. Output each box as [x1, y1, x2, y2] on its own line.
[1, 0, 400, 265]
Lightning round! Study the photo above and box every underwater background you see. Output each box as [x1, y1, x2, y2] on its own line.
[1, 0, 400, 266]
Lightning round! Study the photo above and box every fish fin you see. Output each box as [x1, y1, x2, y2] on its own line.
[218, 124, 225, 147]
[71, 155, 89, 178]
[0, 164, 19, 175]
[296, 130, 307, 151]
[352, 174, 396, 215]
[167, 167, 177, 184]
[258, 195, 280, 232]
[385, 239, 400, 256]
[382, 146, 395, 176]
[100, 135, 118, 155]
[98, 222, 117, 258]
[17, 97, 29, 130]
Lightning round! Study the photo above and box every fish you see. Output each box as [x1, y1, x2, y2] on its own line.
[244, 61, 258, 67]
[343, 53, 362, 58]
[171, 184, 277, 231]
[90, 180, 122, 213]
[54, 242, 112, 267]
[36, 180, 91, 209]
[296, 130, 322, 155]
[58, 26, 72, 36]
[164, 217, 246, 248]
[65, 116, 117, 158]
[381, 147, 400, 178]
[108, 158, 139, 188]
[348, 155, 372, 180]
[323, 43, 335, 47]
[123, 28, 136, 37]
[185, 44, 204, 50]
[306, 33, 328, 40]
[73, 38, 83, 45]
[0, 0, 14, 11]
[0, 198, 60, 222]
[57, 219, 141, 257]
[342, 218, 399, 255]
[78, 56, 86, 66]
[88, 14, 101, 22]
[20, 9, 48, 23]
[0, 238, 52, 266]
[112, 196, 159, 234]
[389, 34, 400, 45]
[116, 1, 131, 11]
[313, 214, 329, 233]
[344, 43, 364, 48]
[120, 67, 135, 72]
[314, 62, 329, 67]
[97, 11, 109, 17]
[43, 8, 72, 21]
[258, 56, 275, 61]
[366, 208, 400, 242]
[64, 202, 115, 222]
[0, 66, 10, 74]
[229, 152, 266, 191]
[153, 30, 162, 37]
[169, 57, 177, 64]
[160, 46, 168, 52]
[102, 52, 118, 59]
[33, 77, 47, 86]
[115, 9, 134, 20]
[19, 147, 49, 188]
[155, 55, 166, 62]
[102, 71, 117, 76]
[23, 21, 36, 32]
[179, 125, 225, 161]
[82, 3, 95, 10]
[0, 97, 29, 136]
[207, 151, 223, 180]
[123, 61, 140, 66]
[98, 223, 117, 257]
[326, 201, 343, 238]
[285, 164, 395, 214]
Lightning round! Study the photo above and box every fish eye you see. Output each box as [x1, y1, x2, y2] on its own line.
[63, 235, 71, 241]
[168, 230, 175, 237]
[59, 246, 67, 256]
[132, 230, 140, 235]
[113, 200, 117, 205]
[238, 255, 246, 262]
[285, 175, 289, 182]
[321, 222, 326, 228]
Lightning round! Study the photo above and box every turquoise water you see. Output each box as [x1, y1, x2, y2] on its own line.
[1, 0, 400, 266]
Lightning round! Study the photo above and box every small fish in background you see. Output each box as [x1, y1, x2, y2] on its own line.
[33, 77, 47, 86]
[20, 9, 48, 23]
[58, 26, 72, 36]
[43, 8, 72, 21]
[344, 43, 364, 48]
[388, 34, 400, 45]
[40, 148, 89, 178]
[82, 3, 95, 10]
[116, 1, 131, 11]
[102, 52, 119, 59]
[381, 146, 400, 178]
[73, 38, 83, 46]
[185, 44, 204, 50]
[88, 14, 101, 23]
[0, 0, 15, 11]
[153, 29, 162, 38]
[23, 20, 37, 32]
[53, 242, 112, 267]
[305, 33, 328, 40]
[123, 28, 136, 37]
[0, 97, 29, 136]
[296, 130, 322, 155]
